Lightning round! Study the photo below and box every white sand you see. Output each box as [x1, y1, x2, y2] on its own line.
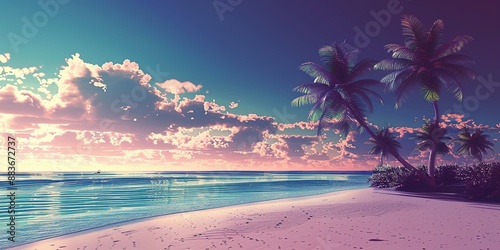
[9, 188, 500, 250]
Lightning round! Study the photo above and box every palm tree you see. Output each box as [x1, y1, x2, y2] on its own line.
[366, 128, 402, 165]
[292, 42, 431, 183]
[375, 15, 476, 181]
[292, 42, 382, 137]
[455, 127, 495, 162]
[412, 121, 451, 181]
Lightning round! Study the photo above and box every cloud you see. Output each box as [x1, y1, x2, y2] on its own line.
[0, 53, 10, 63]
[229, 101, 238, 109]
[156, 79, 202, 94]
[389, 126, 421, 138]
[0, 65, 38, 85]
[0, 84, 46, 115]
[277, 121, 317, 131]
[1, 53, 498, 172]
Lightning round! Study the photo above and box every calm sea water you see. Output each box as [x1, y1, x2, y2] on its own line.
[1, 171, 370, 248]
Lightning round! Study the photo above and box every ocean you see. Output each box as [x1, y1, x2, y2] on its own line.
[1, 171, 371, 248]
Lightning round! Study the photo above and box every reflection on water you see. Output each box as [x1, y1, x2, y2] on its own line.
[1, 171, 370, 247]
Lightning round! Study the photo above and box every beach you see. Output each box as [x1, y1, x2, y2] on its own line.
[9, 188, 500, 250]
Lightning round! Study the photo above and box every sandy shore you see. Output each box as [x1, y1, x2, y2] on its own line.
[9, 188, 500, 250]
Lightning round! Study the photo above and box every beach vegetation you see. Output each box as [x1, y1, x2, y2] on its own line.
[454, 126, 495, 162]
[292, 42, 432, 184]
[369, 163, 500, 201]
[292, 14, 496, 197]
[458, 162, 500, 201]
[366, 127, 402, 166]
[375, 15, 476, 184]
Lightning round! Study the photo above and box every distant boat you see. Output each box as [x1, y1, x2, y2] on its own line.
[95, 170, 101, 175]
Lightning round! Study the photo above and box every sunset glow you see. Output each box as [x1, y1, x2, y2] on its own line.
[1, 1, 499, 172]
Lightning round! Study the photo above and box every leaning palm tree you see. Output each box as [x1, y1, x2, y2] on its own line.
[367, 128, 402, 165]
[455, 127, 495, 162]
[292, 42, 430, 182]
[375, 15, 476, 181]
[412, 121, 451, 181]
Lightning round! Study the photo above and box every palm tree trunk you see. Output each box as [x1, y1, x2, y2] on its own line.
[428, 149, 437, 185]
[389, 148, 429, 180]
[346, 105, 433, 184]
[428, 100, 440, 186]
[432, 101, 439, 126]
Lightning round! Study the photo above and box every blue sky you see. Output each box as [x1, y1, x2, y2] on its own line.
[1, 0, 499, 171]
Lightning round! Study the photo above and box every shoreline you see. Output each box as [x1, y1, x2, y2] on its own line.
[7, 188, 367, 248]
[6, 187, 369, 248]
[9, 188, 500, 249]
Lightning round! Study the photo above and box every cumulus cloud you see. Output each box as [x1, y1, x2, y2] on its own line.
[1, 53, 498, 171]
[156, 79, 202, 94]
[0, 53, 286, 168]
[0, 84, 46, 115]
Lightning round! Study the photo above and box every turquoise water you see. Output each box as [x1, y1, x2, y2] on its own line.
[1, 171, 370, 248]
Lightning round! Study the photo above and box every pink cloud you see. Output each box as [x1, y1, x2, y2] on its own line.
[0, 84, 46, 115]
[229, 102, 238, 109]
[389, 126, 421, 138]
[156, 79, 202, 94]
[2, 53, 497, 172]
[277, 121, 318, 131]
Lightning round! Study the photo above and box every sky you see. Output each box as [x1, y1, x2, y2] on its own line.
[1, 0, 499, 172]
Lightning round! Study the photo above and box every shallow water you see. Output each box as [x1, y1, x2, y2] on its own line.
[1, 171, 370, 247]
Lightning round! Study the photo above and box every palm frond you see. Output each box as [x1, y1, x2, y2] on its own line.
[292, 41, 383, 138]
[356, 86, 384, 104]
[318, 45, 335, 71]
[299, 62, 338, 85]
[394, 74, 421, 108]
[291, 94, 317, 107]
[401, 15, 428, 49]
[434, 63, 477, 80]
[374, 58, 412, 71]
[433, 54, 475, 65]
[384, 44, 417, 60]
[347, 59, 378, 81]
[454, 127, 495, 161]
[427, 19, 444, 52]
[331, 43, 351, 81]
[434, 69, 464, 101]
[433, 35, 474, 59]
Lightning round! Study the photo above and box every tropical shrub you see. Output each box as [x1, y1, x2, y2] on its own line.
[369, 164, 462, 190]
[368, 165, 404, 188]
[396, 165, 431, 191]
[435, 164, 461, 186]
[369, 165, 430, 191]
[458, 162, 500, 201]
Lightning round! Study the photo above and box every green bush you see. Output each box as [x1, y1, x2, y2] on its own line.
[435, 164, 461, 186]
[369, 163, 500, 200]
[458, 162, 500, 201]
[368, 165, 430, 191]
[368, 165, 404, 188]
[396, 165, 431, 191]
